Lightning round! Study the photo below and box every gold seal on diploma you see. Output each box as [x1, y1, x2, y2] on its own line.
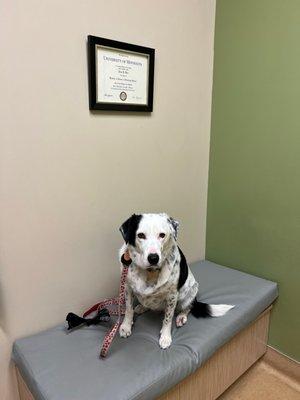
[120, 91, 127, 101]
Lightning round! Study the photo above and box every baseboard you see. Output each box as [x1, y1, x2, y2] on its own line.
[263, 346, 300, 391]
[266, 345, 299, 365]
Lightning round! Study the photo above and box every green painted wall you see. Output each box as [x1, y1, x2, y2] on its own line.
[207, 0, 300, 361]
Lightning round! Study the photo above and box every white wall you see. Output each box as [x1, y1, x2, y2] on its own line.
[0, 1, 216, 398]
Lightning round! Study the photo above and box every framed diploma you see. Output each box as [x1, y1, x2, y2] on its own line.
[88, 35, 155, 112]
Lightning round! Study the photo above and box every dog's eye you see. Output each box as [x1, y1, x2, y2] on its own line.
[159, 233, 166, 238]
[137, 233, 146, 239]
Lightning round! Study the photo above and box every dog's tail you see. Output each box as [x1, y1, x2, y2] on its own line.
[191, 299, 234, 318]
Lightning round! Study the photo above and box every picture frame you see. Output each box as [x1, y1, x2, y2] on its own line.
[88, 35, 155, 112]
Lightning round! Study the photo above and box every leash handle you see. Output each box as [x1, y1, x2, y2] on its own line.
[83, 298, 121, 318]
[100, 265, 129, 358]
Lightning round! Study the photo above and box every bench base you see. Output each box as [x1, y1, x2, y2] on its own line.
[16, 307, 271, 400]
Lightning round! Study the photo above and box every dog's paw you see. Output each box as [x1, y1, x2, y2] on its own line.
[159, 334, 172, 349]
[134, 304, 148, 315]
[119, 322, 132, 338]
[176, 313, 188, 328]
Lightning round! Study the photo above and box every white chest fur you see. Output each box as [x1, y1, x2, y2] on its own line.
[126, 260, 180, 311]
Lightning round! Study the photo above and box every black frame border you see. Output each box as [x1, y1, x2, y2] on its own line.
[88, 35, 155, 112]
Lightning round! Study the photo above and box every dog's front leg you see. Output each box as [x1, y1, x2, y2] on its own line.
[119, 284, 134, 338]
[159, 291, 178, 349]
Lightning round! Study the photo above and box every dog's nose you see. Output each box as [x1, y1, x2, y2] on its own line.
[148, 253, 159, 265]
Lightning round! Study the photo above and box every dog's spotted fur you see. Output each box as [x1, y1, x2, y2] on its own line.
[119, 213, 234, 349]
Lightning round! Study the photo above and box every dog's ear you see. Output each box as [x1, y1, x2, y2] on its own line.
[168, 217, 179, 240]
[119, 214, 142, 245]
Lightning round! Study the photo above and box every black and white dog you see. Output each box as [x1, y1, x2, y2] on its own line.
[119, 213, 234, 349]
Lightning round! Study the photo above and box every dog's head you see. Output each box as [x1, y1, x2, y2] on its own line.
[120, 213, 179, 269]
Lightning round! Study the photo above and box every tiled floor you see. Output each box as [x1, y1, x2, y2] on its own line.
[219, 359, 300, 400]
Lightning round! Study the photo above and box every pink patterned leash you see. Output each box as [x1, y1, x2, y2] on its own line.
[83, 264, 129, 358]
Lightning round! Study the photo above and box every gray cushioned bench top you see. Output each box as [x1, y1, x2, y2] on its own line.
[13, 260, 278, 400]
